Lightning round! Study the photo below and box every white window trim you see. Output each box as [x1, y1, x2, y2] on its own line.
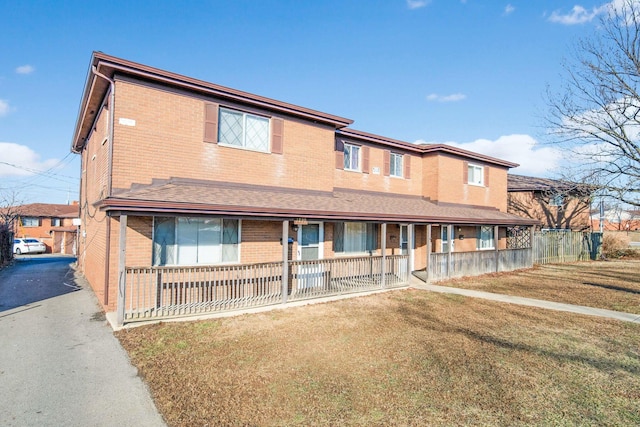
[152, 217, 242, 267]
[390, 152, 403, 178]
[344, 143, 361, 172]
[22, 217, 39, 227]
[549, 194, 564, 207]
[477, 226, 495, 250]
[468, 163, 484, 187]
[296, 222, 324, 260]
[218, 107, 271, 154]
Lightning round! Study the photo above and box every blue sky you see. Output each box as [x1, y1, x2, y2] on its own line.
[0, 0, 617, 204]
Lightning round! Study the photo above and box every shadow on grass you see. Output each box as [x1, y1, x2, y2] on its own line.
[396, 298, 640, 375]
[583, 282, 640, 295]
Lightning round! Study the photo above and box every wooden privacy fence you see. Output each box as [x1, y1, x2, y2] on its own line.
[123, 255, 409, 322]
[425, 248, 533, 282]
[532, 231, 602, 264]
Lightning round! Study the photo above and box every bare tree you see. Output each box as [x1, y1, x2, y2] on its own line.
[547, 0, 640, 207]
[0, 190, 24, 264]
[0, 190, 24, 230]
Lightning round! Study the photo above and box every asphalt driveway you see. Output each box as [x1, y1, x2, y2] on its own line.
[0, 255, 165, 427]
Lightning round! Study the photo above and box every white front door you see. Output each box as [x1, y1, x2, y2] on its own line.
[297, 223, 324, 289]
[399, 225, 415, 272]
[441, 225, 454, 253]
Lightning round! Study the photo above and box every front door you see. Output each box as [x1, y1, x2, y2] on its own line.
[399, 225, 414, 273]
[297, 223, 324, 289]
[298, 223, 322, 260]
[441, 225, 454, 253]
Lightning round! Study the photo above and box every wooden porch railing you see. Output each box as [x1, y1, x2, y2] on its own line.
[421, 248, 533, 282]
[123, 255, 409, 322]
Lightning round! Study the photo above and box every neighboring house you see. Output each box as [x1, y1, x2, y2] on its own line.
[507, 174, 592, 231]
[71, 52, 536, 325]
[591, 208, 640, 231]
[9, 203, 79, 254]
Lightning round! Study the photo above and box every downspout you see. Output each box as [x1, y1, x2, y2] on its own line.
[91, 65, 116, 306]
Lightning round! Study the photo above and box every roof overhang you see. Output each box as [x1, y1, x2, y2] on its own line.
[97, 178, 538, 226]
[71, 52, 354, 153]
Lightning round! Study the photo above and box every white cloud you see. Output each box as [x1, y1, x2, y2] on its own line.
[15, 65, 35, 75]
[549, 5, 599, 24]
[548, 0, 639, 25]
[415, 134, 563, 176]
[407, 0, 429, 10]
[504, 4, 515, 15]
[0, 142, 60, 177]
[0, 99, 9, 117]
[426, 93, 466, 102]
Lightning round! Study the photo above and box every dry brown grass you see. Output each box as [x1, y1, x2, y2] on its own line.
[118, 282, 640, 426]
[439, 260, 640, 314]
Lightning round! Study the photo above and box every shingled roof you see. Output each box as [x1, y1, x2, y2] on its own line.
[507, 174, 582, 193]
[101, 178, 535, 226]
[12, 203, 79, 218]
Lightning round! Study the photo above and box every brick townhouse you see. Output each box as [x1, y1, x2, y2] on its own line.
[72, 52, 535, 325]
[10, 203, 79, 254]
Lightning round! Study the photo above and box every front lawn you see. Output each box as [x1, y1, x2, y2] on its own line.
[437, 260, 640, 314]
[117, 284, 640, 426]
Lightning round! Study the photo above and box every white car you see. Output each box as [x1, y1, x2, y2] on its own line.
[13, 238, 47, 255]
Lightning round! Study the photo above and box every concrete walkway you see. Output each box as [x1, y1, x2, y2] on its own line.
[0, 256, 166, 427]
[410, 276, 640, 324]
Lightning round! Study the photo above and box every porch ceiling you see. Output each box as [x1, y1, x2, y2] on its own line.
[101, 178, 537, 226]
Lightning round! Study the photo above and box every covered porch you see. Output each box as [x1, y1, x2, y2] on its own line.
[101, 179, 536, 326]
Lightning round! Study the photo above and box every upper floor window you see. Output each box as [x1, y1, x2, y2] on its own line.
[218, 107, 270, 152]
[22, 217, 40, 227]
[390, 152, 403, 177]
[51, 218, 62, 227]
[344, 143, 360, 171]
[477, 226, 495, 250]
[467, 164, 484, 186]
[549, 193, 564, 207]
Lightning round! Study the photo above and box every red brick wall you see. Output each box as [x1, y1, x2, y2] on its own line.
[77, 78, 518, 314]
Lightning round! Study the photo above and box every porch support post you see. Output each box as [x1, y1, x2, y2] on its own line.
[426, 224, 432, 282]
[380, 223, 387, 287]
[116, 214, 127, 327]
[408, 224, 414, 280]
[282, 220, 289, 304]
[530, 225, 535, 267]
[494, 225, 500, 273]
[447, 224, 453, 278]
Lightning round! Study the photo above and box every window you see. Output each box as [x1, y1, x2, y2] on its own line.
[441, 226, 451, 253]
[153, 217, 239, 266]
[51, 218, 62, 227]
[22, 217, 39, 227]
[218, 107, 269, 152]
[468, 164, 484, 186]
[477, 226, 495, 250]
[390, 153, 403, 177]
[549, 193, 564, 207]
[333, 222, 377, 253]
[343, 143, 360, 171]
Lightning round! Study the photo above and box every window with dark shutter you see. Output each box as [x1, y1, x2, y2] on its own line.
[404, 155, 411, 179]
[335, 139, 344, 170]
[362, 146, 370, 174]
[203, 103, 219, 143]
[271, 118, 284, 154]
[366, 223, 378, 252]
[383, 150, 391, 176]
[333, 222, 344, 252]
